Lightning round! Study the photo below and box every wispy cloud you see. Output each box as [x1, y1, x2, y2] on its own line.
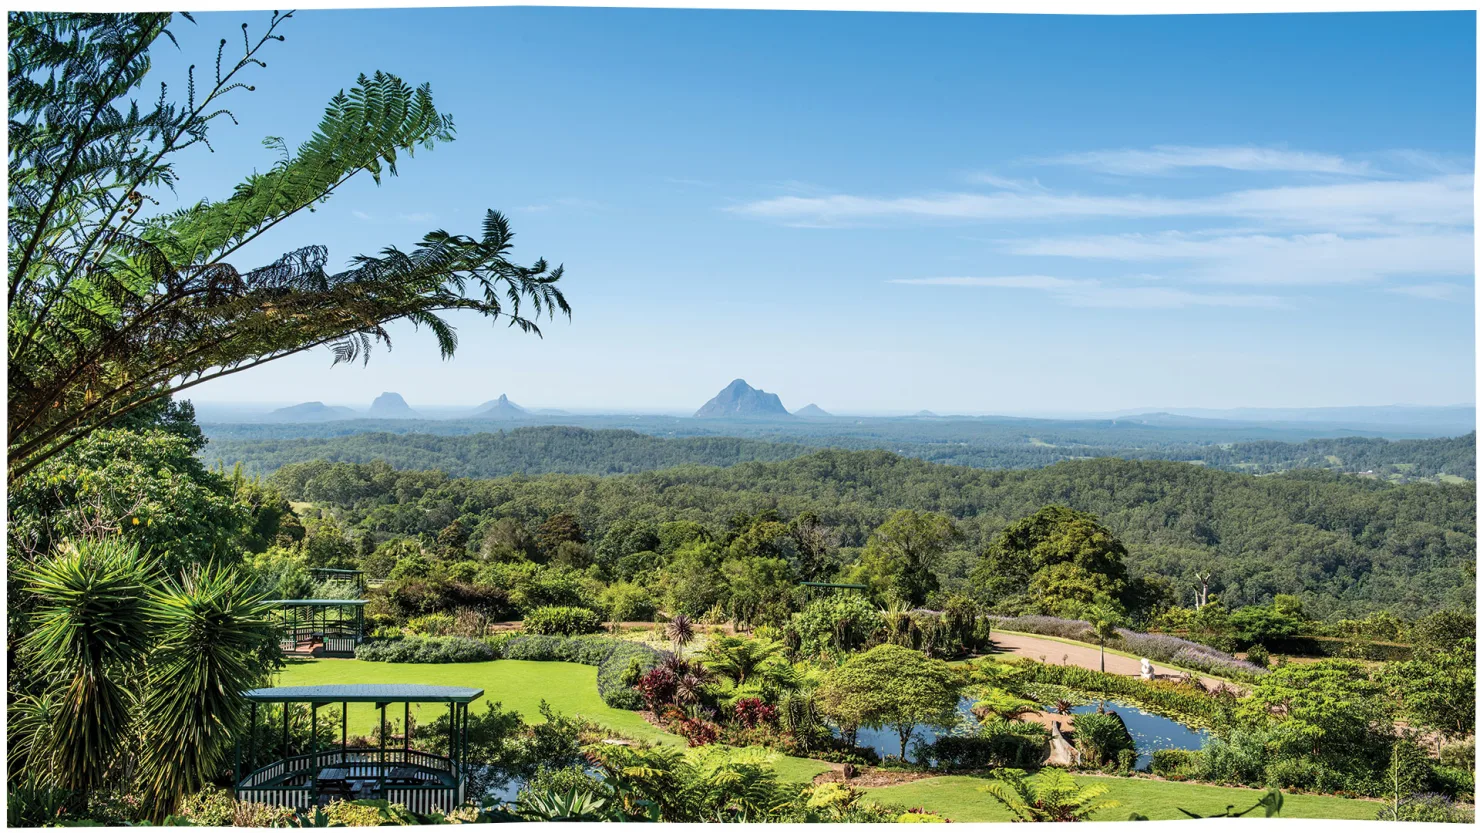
[1384, 282, 1471, 301]
[352, 210, 374, 221]
[1029, 144, 1371, 176]
[1000, 230, 1474, 285]
[965, 172, 1042, 191]
[890, 276, 1285, 309]
[731, 175, 1471, 232]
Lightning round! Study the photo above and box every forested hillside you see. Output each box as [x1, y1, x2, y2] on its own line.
[201, 426, 810, 477]
[202, 424, 1476, 481]
[271, 450, 1476, 619]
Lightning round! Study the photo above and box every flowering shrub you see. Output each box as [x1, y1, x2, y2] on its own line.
[990, 615, 1095, 642]
[1167, 645, 1266, 677]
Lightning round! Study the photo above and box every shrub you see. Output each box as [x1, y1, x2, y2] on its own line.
[1150, 749, 1204, 780]
[1070, 711, 1135, 770]
[1428, 765, 1476, 801]
[174, 787, 235, 826]
[601, 581, 657, 622]
[676, 717, 721, 746]
[1378, 793, 1476, 823]
[523, 606, 603, 636]
[355, 636, 496, 663]
[1200, 728, 1277, 786]
[407, 612, 457, 636]
[733, 697, 778, 729]
[1244, 644, 1270, 668]
[926, 719, 1049, 770]
[1439, 738, 1475, 770]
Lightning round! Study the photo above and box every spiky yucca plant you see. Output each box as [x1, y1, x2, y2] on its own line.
[14, 539, 154, 796]
[136, 565, 276, 818]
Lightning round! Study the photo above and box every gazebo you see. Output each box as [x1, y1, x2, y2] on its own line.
[270, 599, 367, 655]
[234, 684, 481, 814]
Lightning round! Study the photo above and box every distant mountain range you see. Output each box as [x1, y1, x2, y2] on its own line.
[264, 401, 358, 422]
[695, 379, 792, 419]
[214, 385, 1475, 438]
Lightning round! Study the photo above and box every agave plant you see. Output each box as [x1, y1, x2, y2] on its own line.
[516, 788, 613, 822]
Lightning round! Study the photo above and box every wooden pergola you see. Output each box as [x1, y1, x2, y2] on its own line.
[234, 684, 482, 814]
[269, 599, 367, 655]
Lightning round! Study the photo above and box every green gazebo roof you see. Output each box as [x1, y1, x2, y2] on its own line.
[243, 684, 484, 704]
[265, 599, 369, 606]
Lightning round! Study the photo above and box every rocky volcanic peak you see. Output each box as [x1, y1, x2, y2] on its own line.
[794, 403, 832, 418]
[475, 394, 529, 419]
[695, 379, 793, 419]
[367, 391, 419, 419]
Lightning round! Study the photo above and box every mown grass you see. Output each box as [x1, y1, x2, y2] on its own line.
[862, 773, 1382, 821]
[274, 658, 832, 783]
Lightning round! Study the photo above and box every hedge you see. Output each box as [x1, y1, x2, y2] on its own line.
[354, 636, 496, 663]
[522, 606, 603, 636]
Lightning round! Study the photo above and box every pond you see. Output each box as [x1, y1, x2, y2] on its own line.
[849, 697, 1207, 769]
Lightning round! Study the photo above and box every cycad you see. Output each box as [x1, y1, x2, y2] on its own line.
[978, 767, 1121, 822]
[8, 13, 570, 483]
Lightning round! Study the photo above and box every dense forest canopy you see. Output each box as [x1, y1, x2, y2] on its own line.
[268, 450, 1476, 620]
[202, 424, 1476, 482]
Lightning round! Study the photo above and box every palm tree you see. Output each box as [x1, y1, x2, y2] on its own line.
[979, 767, 1121, 822]
[666, 614, 696, 659]
[699, 636, 781, 687]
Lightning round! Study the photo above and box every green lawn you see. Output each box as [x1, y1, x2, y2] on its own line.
[275, 658, 831, 783]
[863, 774, 1382, 822]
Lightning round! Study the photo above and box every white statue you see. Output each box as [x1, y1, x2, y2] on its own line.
[1140, 657, 1153, 680]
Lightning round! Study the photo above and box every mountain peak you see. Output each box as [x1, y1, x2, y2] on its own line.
[695, 379, 793, 419]
[367, 392, 418, 419]
[475, 393, 529, 420]
[794, 403, 832, 418]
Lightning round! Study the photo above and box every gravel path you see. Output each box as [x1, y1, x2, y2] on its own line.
[987, 630, 1242, 694]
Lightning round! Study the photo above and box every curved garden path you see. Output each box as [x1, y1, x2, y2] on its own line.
[986, 630, 1244, 694]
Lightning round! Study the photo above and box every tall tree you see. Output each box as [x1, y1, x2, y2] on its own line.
[8, 12, 569, 483]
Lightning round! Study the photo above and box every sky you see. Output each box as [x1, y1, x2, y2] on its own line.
[149, 8, 1476, 415]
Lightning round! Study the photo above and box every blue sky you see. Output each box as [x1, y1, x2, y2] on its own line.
[153, 8, 1475, 415]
